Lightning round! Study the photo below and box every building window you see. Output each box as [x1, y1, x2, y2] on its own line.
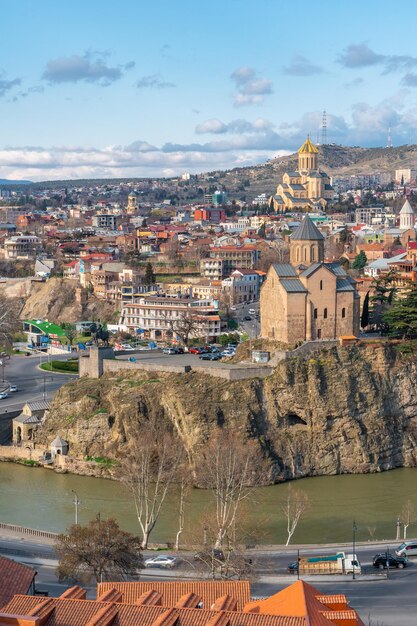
[342, 307, 346, 318]
[324, 308, 328, 319]
[317, 329, 322, 339]
[320, 280, 323, 290]
[314, 308, 318, 319]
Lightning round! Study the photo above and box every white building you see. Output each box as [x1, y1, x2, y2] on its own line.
[119, 296, 221, 341]
[395, 168, 416, 185]
[221, 269, 261, 305]
[4, 235, 41, 259]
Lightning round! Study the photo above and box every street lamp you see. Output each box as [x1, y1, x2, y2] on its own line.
[71, 490, 80, 525]
[352, 520, 357, 580]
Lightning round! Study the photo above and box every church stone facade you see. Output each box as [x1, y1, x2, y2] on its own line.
[270, 138, 334, 212]
[260, 216, 360, 344]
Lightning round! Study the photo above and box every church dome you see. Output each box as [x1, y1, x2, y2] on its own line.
[298, 137, 319, 155]
[290, 215, 324, 241]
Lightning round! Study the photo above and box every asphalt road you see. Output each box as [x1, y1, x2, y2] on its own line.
[1, 535, 415, 624]
[0, 353, 76, 413]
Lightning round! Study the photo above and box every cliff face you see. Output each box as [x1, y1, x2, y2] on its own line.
[37, 345, 417, 481]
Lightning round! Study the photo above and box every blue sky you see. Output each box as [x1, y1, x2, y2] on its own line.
[2, 0, 417, 180]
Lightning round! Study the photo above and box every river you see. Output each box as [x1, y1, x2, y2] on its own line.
[0, 463, 415, 545]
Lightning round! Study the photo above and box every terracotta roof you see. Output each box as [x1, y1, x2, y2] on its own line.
[97, 581, 250, 611]
[0, 556, 36, 609]
[1, 596, 305, 626]
[243, 581, 364, 626]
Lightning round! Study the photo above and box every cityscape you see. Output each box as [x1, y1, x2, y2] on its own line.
[2, 1, 417, 625]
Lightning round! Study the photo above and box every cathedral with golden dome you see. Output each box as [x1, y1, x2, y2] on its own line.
[270, 137, 334, 212]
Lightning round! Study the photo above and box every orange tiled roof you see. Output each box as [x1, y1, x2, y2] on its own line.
[0, 555, 35, 609]
[97, 581, 250, 611]
[243, 581, 364, 626]
[1, 595, 306, 626]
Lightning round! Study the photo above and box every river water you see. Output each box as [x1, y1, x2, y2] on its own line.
[0, 463, 415, 545]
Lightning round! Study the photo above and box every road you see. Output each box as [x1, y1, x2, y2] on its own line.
[1, 535, 415, 624]
[231, 301, 260, 338]
[0, 353, 76, 413]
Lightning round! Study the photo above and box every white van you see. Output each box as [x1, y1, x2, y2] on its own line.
[395, 541, 417, 557]
[248, 308, 256, 315]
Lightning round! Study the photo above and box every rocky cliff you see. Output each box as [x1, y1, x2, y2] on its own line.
[36, 344, 417, 481]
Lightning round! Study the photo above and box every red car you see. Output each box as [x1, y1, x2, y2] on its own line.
[189, 347, 202, 354]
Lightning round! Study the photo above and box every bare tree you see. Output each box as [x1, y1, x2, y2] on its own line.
[119, 430, 182, 548]
[55, 517, 143, 583]
[174, 474, 191, 551]
[400, 499, 415, 539]
[165, 308, 204, 346]
[281, 483, 310, 546]
[0, 293, 19, 347]
[196, 429, 271, 550]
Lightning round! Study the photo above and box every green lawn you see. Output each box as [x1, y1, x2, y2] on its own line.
[40, 360, 79, 373]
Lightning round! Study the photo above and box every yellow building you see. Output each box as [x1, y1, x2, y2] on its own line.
[270, 138, 334, 212]
[260, 215, 360, 344]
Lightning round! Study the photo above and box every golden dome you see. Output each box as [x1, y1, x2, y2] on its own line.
[298, 137, 318, 154]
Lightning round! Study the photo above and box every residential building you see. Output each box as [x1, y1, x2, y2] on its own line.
[194, 207, 226, 223]
[355, 206, 387, 226]
[270, 138, 334, 212]
[261, 215, 360, 344]
[200, 257, 224, 280]
[3, 234, 41, 259]
[395, 168, 416, 184]
[222, 269, 261, 304]
[120, 295, 221, 341]
[208, 245, 260, 275]
[92, 213, 120, 230]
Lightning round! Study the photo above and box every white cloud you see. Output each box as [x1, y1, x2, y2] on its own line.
[42, 51, 134, 86]
[230, 66, 273, 106]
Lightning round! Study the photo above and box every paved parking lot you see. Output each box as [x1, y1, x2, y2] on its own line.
[116, 349, 244, 369]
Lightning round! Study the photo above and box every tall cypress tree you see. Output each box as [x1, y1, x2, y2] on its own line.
[145, 262, 156, 286]
[361, 291, 370, 329]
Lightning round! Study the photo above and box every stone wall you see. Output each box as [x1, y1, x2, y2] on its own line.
[103, 360, 191, 375]
[0, 445, 43, 462]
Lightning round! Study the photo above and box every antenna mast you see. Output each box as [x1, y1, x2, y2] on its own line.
[387, 127, 393, 148]
[321, 110, 327, 145]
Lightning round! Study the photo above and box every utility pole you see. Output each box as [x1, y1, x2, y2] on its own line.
[352, 520, 357, 580]
[72, 490, 80, 525]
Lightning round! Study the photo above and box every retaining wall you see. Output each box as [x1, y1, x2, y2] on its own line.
[0, 445, 43, 462]
[0, 522, 58, 540]
[103, 360, 191, 375]
[195, 366, 273, 380]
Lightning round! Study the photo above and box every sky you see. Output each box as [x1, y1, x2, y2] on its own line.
[2, 0, 417, 181]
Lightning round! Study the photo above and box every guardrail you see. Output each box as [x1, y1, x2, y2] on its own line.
[0, 522, 59, 540]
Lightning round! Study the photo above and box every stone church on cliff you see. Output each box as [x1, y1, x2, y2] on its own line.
[260, 216, 360, 344]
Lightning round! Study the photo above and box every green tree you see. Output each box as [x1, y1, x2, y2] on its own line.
[257, 222, 266, 238]
[370, 270, 397, 330]
[352, 250, 367, 270]
[361, 291, 370, 329]
[383, 285, 417, 339]
[145, 262, 156, 286]
[55, 517, 143, 583]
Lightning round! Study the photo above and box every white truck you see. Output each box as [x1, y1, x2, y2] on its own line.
[298, 552, 361, 575]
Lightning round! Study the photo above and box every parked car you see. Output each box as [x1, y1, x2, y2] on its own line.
[372, 552, 407, 569]
[162, 347, 176, 355]
[0, 391, 8, 399]
[174, 347, 185, 354]
[9, 385, 18, 392]
[248, 308, 256, 315]
[144, 555, 177, 569]
[189, 347, 203, 354]
[121, 344, 134, 351]
[199, 353, 221, 361]
[395, 541, 417, 557]
[244, 315, 252, 321]
[194, 549, 224, 562]
[221, 349, 236, 358]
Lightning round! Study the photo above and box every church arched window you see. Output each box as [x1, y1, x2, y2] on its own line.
[342, 307, 346, 318]
[303, 247, 307, 261]
[311, 245, 315, 262]
[320, 280, 323, 290]
[324, 308, 328, 319]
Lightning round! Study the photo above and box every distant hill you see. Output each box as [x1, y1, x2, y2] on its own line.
[0, 178, 32, 185]
[211, 144, 417, 200]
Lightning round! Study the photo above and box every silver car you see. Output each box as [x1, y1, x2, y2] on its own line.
[395, 541, 417, 557]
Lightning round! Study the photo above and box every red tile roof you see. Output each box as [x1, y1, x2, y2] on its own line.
[0, 556, 35, 609]
[97, 581, 250, 611]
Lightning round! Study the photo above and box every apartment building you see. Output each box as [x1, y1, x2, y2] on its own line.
[3, 234, 41, 259]
[120, 295, 221, 341]
[209, 245, 260, 275]
[222, 269, 261, 304]
[200, 257, 224, 280]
